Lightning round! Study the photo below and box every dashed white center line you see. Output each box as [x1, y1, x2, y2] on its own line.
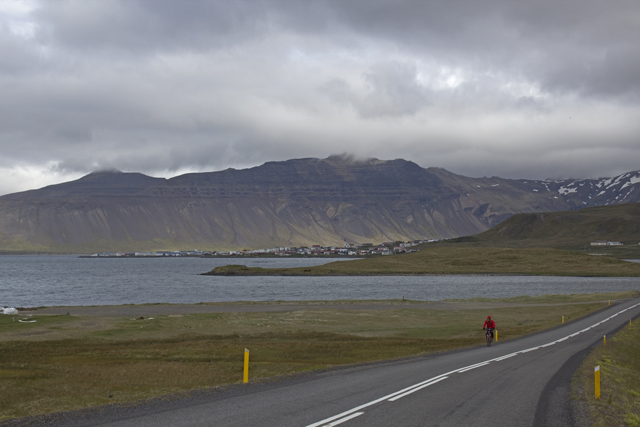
[322, 412, 364, 426]
[491, 353, 518, 361]
[457, 362, 490, 373]
[388, 377, 448, 401]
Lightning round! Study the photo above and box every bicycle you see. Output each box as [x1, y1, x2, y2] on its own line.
[484, 328, 493, 347]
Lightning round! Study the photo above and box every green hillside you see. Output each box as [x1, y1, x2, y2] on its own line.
[477, 202, 640, 242]
[448, 202, 640, 258]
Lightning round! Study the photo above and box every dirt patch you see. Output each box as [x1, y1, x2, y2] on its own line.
[14, 331, 52, 337]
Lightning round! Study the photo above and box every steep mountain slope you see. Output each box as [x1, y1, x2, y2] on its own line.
[1, 156, 639, 252]
[428, 168, 640, 211]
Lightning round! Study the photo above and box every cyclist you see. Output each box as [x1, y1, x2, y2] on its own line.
[483, 315, 496, 340]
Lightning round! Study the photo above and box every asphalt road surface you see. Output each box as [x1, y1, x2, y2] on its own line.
[19, 298, 640, 427]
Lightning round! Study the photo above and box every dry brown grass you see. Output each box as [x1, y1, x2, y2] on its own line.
[573, 320, 640, 426]
[0, 294, 629, 421]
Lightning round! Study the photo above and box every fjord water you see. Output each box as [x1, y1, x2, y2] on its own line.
[1, 255, 639, 307]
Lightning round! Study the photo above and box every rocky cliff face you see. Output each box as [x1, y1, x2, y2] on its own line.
[1, 156, 639, 252]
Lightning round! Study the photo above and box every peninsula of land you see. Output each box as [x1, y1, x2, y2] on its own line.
[203, 202, 640, 277]
[202, 247, 640, 277]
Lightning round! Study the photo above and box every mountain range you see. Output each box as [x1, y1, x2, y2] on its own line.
[1, 155, 639, 252]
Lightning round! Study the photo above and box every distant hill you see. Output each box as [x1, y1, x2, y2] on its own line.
[1, 155, 640, 253]
[455, 203, 640, 250]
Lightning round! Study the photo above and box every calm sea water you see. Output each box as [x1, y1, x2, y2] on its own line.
[1, 255, 639, 307]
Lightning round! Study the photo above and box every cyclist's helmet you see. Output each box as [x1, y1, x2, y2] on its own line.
[487, 315, 491, 319]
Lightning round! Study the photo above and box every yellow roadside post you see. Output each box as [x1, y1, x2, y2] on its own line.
[495, 330, 498, 342]
[608, 300, 611, 306]
[243, 348, 250, 383]
[603, 335, 606, 345]
[562, 316, 564, 324]
[595, 365, 601, 399]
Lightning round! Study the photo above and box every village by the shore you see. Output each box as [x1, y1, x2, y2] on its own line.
[86, 240, 438, 258]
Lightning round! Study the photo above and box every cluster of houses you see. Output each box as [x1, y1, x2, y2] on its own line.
[590, 241, 624, 246]
[88, 240, 436, 258]
[89, 250, 205, 257]
[216, 240, 434, 257]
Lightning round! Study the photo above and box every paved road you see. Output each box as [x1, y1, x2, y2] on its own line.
[20, 298, 640, 427]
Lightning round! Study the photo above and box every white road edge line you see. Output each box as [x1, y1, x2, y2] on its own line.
[388, 377, 448, 401]
[305, 301, 640, 427]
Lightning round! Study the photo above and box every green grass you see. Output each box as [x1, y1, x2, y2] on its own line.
[204, 247, 640, 276]
[0, 293, 634, 420]
[573, 319, 640, 426]
[468, 203, 640, 251]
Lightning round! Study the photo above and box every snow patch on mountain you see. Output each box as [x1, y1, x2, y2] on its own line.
[558, 186, 578, 195]
[610, 177, 624, 188]
[620, 176, 640, 190]
[601, 178, 613, 188]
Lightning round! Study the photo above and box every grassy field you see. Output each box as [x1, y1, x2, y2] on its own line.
[444, 291, 640, 304]
[573, 318, 640, 426]
[442, 236, 640, 260]
[1, 292, 637, 421]
[204, 247, 640, 276]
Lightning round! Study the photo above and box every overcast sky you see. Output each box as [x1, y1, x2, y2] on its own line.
[1, 0, 639, 195]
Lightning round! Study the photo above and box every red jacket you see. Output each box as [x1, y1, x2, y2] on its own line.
[483, 319, 496, 329]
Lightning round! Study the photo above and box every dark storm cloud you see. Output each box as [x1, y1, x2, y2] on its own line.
[328, 0, 640, 101]
[1, 0, 639, 195]
[33, 0, 272, 52]
[28, 0, 640, 102]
